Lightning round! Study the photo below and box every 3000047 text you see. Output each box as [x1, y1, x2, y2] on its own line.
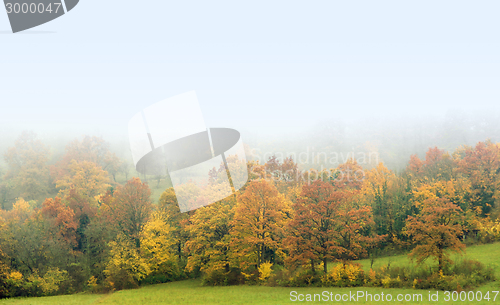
[5, 2, 62, 14]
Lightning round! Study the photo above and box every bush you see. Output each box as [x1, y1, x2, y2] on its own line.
[321, 263, 365, 287]
[3, 268, 71, 297]
[35, 268, 70, 295]
[142, 273, 179, 285]
[266, 266, 323, 287]
[267, 262, 364, 288]
[104, 268, 139, 291]
[288, 268, 323, 287]
[366, 259, 495, 290]
[141, 261, 186, 285]
[86, 276, 99, 293]
[103, 234, 149, 291]
[258, 262, 273, 282]
[265, 265, 293, 287]
[477, 220, 500, 244]
[4, 271, 28, 298]
[201, 268, 244, 286]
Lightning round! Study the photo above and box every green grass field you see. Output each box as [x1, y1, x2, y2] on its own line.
[1, 243, 499, 305]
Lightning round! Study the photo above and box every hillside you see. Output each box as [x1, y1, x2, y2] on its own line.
[1, 242, 498, 305]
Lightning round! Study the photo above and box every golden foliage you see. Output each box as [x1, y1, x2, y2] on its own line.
[28, 268, 69, 295]
[140, 211, 176, 274]
[56, 160, 110, 201]
[104, 234, 150, 285]
[321, 263, 364, 287]
[258, 262, 273, 281]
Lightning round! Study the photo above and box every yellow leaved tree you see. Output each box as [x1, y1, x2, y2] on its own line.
[184, 196, 236, 285]
[55, 160, 110, 203]
[140, 211, 178, 279]
[104, 233, 149, 290]
[230, 179, 289, 278]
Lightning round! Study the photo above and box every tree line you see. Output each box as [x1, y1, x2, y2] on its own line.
[0, 132, 499, 297]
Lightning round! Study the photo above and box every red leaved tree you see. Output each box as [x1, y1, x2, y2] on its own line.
[285, 180, 344, 273]
[100, 177, 152, 246]
[41, 197, 78, 246]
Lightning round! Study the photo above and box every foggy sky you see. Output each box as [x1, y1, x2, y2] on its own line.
[1, 1, 500, 168]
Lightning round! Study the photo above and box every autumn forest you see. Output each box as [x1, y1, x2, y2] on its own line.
[0, 131, 499, 298]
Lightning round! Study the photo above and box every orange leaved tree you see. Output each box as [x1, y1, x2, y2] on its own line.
[286, 179, 380, 273]
[405, 198, 465, 272]
[231, 179, 288, 273]
[100, 177, 152, 246]
[285, 180, 344, 274]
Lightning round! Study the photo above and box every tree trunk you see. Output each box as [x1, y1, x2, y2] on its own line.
[438, 250, 443, 272]
[323, 258, 328, 274]
[257, 244, 262, 269]
[311, 259, 316, 274]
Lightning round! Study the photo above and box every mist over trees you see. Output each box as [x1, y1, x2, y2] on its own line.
[244, 109, 500, 172]
[1, 110, 500, 297]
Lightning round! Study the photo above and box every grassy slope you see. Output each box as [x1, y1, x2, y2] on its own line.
[1, 243, 499, 305]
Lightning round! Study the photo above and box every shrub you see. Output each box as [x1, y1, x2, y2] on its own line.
[321, 263, 365, 287]
[477, 220, 500, 244]
[265, 265, 293, 287]
[104, 268, 138, 291]
[4, 271, 25, 297]
[142, 273, 181, 285]
[258, 262, 273, 282]
[6, 271, 23, 287]
[87, 276, 99, 293]
[201, 268, 244, 286]
[266, 267, 323, 287]
[141, 260, 185, 285]
[366, 259, 495, 290]
[103, 234, 150, 291]
[36, 268, 69, 295]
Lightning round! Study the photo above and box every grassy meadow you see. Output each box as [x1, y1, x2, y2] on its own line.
[1, 242, 498, 305]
